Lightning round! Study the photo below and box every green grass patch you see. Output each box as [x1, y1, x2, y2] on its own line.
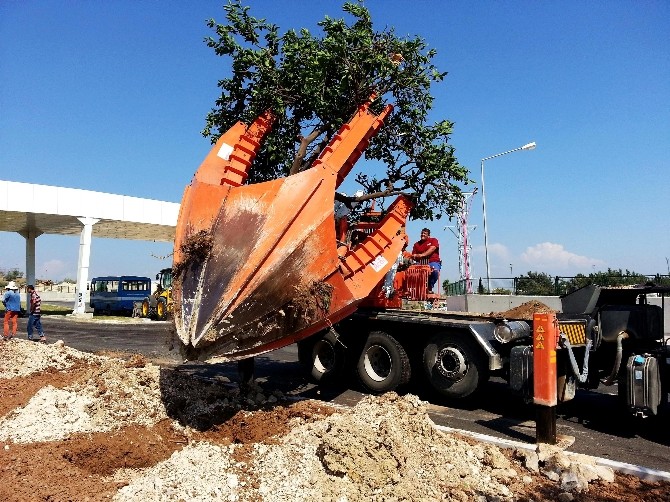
[1, 303, 72, 316]
[41, 304, 72, 315]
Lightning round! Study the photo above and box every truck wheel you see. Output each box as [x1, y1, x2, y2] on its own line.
[356, 331, 411, 394]
[423, 333, 488, 399]
[141, 299, 151, 318]
[238, 357, 255, 387]
[156, 298, 168, 321]
[297, 337, 315, 370]
[299, 329, 346, 384]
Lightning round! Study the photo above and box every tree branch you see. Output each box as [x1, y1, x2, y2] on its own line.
[289, 126, 323, 175]
[335, 188, 408, 205]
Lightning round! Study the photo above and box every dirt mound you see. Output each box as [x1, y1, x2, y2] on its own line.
[491, 300, 557, 320]
[0, 338, 668, 501]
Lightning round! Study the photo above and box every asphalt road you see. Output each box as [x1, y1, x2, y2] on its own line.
[17, 314, 670, 473]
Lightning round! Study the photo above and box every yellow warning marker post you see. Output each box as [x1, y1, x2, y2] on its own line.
[533, 312, 559, 444]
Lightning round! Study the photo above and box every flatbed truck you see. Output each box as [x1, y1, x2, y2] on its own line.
[298, 283, 670, 417]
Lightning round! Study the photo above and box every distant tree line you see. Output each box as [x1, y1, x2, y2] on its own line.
[0, 269, 24, 289]
[482, 268, 670, 296]
[553, 268, 670, 296]
[0, 270, 77, 289]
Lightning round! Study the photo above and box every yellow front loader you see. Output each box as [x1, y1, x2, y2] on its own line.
[141, 268, 173, 321]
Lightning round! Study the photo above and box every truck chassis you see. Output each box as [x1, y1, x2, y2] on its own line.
[299, 284, 670, 418]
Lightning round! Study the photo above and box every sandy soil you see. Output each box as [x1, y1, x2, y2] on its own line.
[490, 300, 557, 320]
[1, 338, 669, 501]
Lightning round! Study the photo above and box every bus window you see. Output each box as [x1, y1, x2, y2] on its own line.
[121, 280, 151, 292]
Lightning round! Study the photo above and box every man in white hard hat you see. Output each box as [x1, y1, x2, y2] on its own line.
[2, 281, 21, 340]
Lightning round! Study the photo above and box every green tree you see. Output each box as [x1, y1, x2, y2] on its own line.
[565, 268, 649, 291]
[516, 271, 555, 296]
[5, 269, 24, 281]
[203, 1, 470, 220]
[441, 278, 451, 294]
[652, 273, 670, 287]
[492, 287, 512, 295]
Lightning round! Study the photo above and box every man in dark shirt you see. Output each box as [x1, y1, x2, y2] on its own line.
[27, 285, 46, 342]
[411, 228, 441, 294]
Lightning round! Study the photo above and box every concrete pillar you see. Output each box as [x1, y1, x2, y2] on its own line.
[23, 231, 40, 286]
[73, 217, 99, 315]
[19, 223, 43, 307]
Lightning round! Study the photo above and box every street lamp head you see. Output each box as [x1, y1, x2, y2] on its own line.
[480, 140, 536, 293]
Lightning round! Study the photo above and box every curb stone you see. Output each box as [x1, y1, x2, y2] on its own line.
[434, 424, 670, 483]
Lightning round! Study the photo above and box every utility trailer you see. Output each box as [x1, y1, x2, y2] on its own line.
[298, 283, 670, 417]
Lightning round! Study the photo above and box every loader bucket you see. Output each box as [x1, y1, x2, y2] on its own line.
[173, 98, 412, 361]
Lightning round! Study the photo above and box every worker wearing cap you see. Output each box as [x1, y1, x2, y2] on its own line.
[2, 281, 21, 340]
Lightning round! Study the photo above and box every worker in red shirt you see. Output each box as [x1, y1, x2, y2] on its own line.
[411, 228, 441, 294]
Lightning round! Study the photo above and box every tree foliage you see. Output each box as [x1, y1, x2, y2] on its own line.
[516, 268, 661, 296]
[516, 271, 555, 296]
[556, 268, 659, 295]
[203, 1, 470, 220]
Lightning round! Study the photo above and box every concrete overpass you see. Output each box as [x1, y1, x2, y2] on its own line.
[0, 180, 179, 314]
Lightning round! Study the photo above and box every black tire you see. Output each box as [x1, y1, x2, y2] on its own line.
[297, 336, 317, 370]
[141, 299, 151, 318]
[423, 333, 489, 399]
[156, 297, 168, 321]
[356, 331, 411, 394]
[237, 357, 255, 387]
[298, 329, 347, 384]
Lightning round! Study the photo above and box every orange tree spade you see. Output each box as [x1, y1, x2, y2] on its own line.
[203, 1, 471, 221]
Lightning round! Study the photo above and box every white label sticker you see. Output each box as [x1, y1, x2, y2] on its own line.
[635, 370, 643, 380]
[217, 143, 234, 160]
[370, 255, 388, 273]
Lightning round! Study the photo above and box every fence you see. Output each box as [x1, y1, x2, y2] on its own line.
[35, 284, 78, 293]
[446, 278, 517, 296]
[0, 284, 79, 294]
[446, 274, 670, 296]
[553, 274, 670, 296]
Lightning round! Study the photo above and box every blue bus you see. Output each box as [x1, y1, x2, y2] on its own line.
[89, 276, 152, 315]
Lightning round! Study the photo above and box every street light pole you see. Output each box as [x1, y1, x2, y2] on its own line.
[481, 142, 536, 293]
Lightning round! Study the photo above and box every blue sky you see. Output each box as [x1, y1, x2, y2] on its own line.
[1, 0, 668, 285]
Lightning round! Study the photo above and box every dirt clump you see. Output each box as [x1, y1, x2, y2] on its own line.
[491, 300, 557, 320]
[172, 228, 214, 279]
[1, 338, 669, 501]
[282, 280, 334, 328]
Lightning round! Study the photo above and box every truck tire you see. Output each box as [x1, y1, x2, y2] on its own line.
[423, 333, 488, 399]
[298, 329, 346, 384]
[237, 357, 255, 387]
[156, 297, 168, 321]
[141, 299, 151, 318]
[356, 331, 411, 394]
[297, 336, 315, 370]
